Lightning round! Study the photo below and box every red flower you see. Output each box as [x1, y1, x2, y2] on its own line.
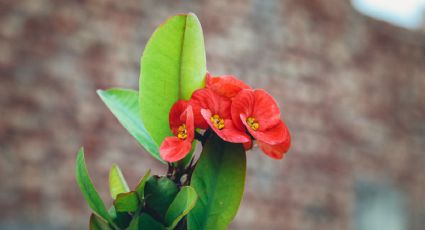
[160, 100, 194, 162]
[206, 73, 251, 98]
[190, 88, 250, 143]
[231, 89, 291, 158]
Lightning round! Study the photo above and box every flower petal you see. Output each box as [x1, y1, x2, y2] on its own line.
[188, 99, 208, 129]
[190, 89, 216, 129]
[252, 89, 281, 131]
[231, 89, 255, 131]
[159, 137, 193, 162]
[185, 105, 195, 140]
[243, 139, 253, 150]
[190, 88, 218, 113]
[206, 73, 251, 98]
[201, 109, 250, 143]
[169, 100, 190, 135]
[190, 88, 231, 119]
[243, 118, 289, 145]
[257, 134, 291, 159]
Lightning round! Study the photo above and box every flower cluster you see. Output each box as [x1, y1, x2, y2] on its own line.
[160, 73, 291, 162]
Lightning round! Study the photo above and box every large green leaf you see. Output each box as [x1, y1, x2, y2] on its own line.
[90, 213, 112, 230]
[144, 176, 179, 219]
[97, 88, 163, 163]
[187, 135, 246, 230]
[75, 148, 110, 222]
[109, 164, 130, 199]
[139, 13, 207, 146]
[165, 186, 198, 229]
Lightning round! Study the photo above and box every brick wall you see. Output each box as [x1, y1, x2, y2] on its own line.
[1, 0, 425, 229]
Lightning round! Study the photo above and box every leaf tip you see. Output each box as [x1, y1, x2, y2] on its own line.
[187, 12, 197, 17]
[76, 147, 84, 161]
[96, 89, 105, 97]
[110, 163, 118, 170]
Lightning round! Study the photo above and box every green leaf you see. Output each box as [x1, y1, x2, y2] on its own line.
[109, 206, 132, 229]
[144, 176, 179, 219]
[135, 169, 151, 200]
[139, 213, 166, 230]
[126, 215, 138, 230]
[165, 186, 198, 229]
[75, 148, 110, 222]
[139, 13, 207, 146]
[187, 135, 246, 230]
[90, 213, 112, 230]
[114, 191, 139, 213]
[97, 88, 163, 163]
[127, 213, 165, 230]
[109, 164, 130, 200]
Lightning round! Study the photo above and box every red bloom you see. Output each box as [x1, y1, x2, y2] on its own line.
[231, 89, 291, 158]
[206, 73, 251, 98]
[190, 88, 250, 143]
[160, 100, 194, 162]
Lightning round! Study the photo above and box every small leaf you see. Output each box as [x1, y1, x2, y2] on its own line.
[135, 169, 151, 200]
[127, 213, 165, 230]
[187, 135, 246, 230]
[114, 191, 139, 213]
[144, 176, 179, 219]
[97, 88, 163, 163]
[109, 164, 130, 199]
[139, 13, 207, 147]
[90, 214, 112, 230]
[165, 186, 198, 229]
[75, 148, 110, 222]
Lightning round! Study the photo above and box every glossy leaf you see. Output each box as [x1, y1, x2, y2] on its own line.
[109, 164, 130, 200]
[90, 214, 112, 230]
[139, 13, 207, 146]
[127, 213, 165, 230]
[145, 176, 179, 219]
[97, 88, 163, 162]
[76, 148, 110, 222]
[188, 135, 246, 230]
[135, 169, 151, 200]
[114, 191, 139, 213]
[165, 186, 198, 229]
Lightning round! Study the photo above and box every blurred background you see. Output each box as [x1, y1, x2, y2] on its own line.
[1, 0, 425, 229]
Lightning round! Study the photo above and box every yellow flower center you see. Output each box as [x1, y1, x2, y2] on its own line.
[210, 114, 225, 130]
[246, 117, 259, 131]
[177, 124, 188, 140]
